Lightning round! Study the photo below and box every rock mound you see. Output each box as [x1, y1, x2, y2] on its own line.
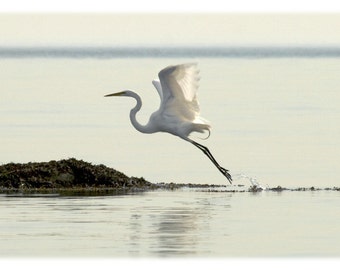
[0, 158, 151, 190]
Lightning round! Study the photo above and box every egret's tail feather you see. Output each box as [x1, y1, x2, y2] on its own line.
[190, 123, 211, 140]
[190, 129, 210, 140]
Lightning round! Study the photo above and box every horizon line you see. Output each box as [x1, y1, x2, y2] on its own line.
[2, 45, 340, 58]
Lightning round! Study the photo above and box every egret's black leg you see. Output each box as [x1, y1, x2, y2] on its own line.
[190, 140, 232, 184]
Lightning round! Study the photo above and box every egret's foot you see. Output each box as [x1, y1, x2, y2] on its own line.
[219, 167, 232, 184]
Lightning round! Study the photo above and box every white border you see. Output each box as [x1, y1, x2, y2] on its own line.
[1, 0, 340, 12]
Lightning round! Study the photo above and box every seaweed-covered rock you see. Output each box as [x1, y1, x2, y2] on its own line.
[0, 158, 151, 189]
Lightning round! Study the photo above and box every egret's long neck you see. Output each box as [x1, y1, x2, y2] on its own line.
[128, 92, 154, 134]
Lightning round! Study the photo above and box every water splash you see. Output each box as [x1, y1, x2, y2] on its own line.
[233, 173, 267, 191]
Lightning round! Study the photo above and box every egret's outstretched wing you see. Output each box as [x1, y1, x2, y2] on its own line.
[158, 63, 200, 102]
[155, 63, 202, 121]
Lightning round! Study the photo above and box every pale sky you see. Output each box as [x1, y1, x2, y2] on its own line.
[1, 13, 340, 47]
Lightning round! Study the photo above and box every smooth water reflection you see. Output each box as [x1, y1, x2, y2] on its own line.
[0, 189, 339, 257]
[121, 191, 231, 256]
[0, 190, 230, 257]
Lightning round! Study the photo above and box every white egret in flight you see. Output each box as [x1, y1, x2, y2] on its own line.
[105, 63, 232, 183]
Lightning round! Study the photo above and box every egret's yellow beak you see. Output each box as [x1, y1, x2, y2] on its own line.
[104, 91, 126, 97]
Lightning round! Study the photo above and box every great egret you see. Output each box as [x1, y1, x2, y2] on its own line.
[105, 63, 232, 183]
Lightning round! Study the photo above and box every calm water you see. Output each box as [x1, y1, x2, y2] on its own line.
[0, 189, 339, 257]
[1, 47, 340, 257]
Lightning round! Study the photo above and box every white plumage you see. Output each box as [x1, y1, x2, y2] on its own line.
[105, 63, 232, 183]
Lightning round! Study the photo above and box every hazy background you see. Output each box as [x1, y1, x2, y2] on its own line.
[2, 13, 340, 46]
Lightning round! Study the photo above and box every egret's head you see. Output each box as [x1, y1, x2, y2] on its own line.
[105, 90, 139, 103]
[104, 90, 137, 98]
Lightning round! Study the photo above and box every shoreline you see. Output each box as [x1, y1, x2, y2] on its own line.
[1, 158, 339, 195]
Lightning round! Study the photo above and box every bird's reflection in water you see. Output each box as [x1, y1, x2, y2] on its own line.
[127, 194, 232, 257]
[127, 206, 206, 256]
[153, 207, 200, 256]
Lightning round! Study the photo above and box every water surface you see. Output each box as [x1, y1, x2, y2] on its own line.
[1, 189, 339, 257]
